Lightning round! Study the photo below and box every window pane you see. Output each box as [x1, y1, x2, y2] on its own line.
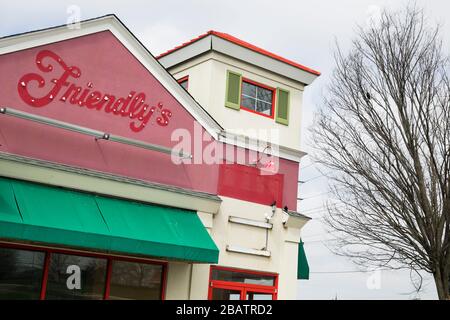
[45, 253, 107, 300]
[256, 101, 272, 115]
[241, 96, 256, 110]
[0, 247, 45, 300]
[241, 80, 274, 116]
[257, 87, 273, 103]
[109, 260, 163, 300]
[212, 269, 275, 286]
[212, 288, 241, 300]
[242, 82, 256, 98]
[247, 292, 273, 300]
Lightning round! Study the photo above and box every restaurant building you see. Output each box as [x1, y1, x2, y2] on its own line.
[0, 15, 319, 300]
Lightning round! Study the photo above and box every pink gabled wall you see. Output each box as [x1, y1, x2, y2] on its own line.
[0, 30, 298, 209]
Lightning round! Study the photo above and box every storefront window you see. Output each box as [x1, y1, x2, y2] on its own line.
[45, 253, 107, 300]
[209, 266, 277, 300]
[108, 260, 164, 300]
[0, 247, 45, 300]
[0, 244, 166, 300]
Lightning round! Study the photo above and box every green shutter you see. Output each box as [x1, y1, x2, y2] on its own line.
[276, 88, 290, 125]
[297, 240, 310, 280]
[225, 70, 242, 110]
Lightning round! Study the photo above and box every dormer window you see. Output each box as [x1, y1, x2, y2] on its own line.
[241, 79, 275, 118]
[225, 70, 291, 126]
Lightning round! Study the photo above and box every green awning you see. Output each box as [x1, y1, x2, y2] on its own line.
[0, 177, 218, 263]
[297, 240, 309, 280]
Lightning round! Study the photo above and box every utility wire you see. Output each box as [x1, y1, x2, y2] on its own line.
[299, 162, 317, 170]
[300, 207, 339, 216]
[300, 204, 329, 213]
[298, 191, 333, 201]
[302, 231, 341, 240]
[310, 268, 393, 274]
[299, 171, 331, 183]
[300, 203, 346, 214]
[302, 238, 337, 243]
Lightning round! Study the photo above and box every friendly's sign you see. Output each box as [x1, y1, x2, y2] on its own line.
[17, 49, 173, 132]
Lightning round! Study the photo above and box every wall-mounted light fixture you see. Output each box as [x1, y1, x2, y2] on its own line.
[0, 107, 192, 159]
[265, 201, 277, 221]
[282, 206, 290, 225]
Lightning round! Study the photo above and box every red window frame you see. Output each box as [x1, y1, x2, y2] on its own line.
[240, 78, 276, 119]
[177, 75, 189, 90]
[0, 241, 168, 300]
[208, 265, 278, 300]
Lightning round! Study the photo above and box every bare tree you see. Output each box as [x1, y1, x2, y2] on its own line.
[312, 6, 450, 300]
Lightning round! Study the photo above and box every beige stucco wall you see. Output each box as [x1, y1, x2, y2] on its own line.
[168, 52, 306, 151]
[165, 262, 192, 299]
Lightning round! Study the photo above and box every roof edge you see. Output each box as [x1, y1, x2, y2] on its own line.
[156, 30, 320, 76]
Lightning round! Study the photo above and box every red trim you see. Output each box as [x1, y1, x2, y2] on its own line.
[208, 265, 278, 300]
[240, 78, 275, 119]
[39, 252, 51, 300]
[0, 241, 166, 265]
[177, 75, 189, 90]
[161, 263, 168, 300]
[156, 32, 211, 59]
[210, 282, 245, 300]
[242, 77, 275, 95]
[103, 259, 113, 299]
[0, 241, 168, 300]
[212, 265, 278, 277]
[207, 265, 213, 300]
[156, 30, 321, 76]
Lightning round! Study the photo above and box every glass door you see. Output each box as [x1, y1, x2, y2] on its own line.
[245, 290, 274, 300]
[211, 287, 242, 300]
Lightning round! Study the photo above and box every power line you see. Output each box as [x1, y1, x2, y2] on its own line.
[297, 191, 332, 201]
[301, 232, 331, 238]
[302, 239, 331, 243]
[310, 268, 393, 274]
[302, 232, 340, 241]
[299, 171, 331, 183]
[300, 205, 327, 213]
[301, 209, 330, 216]
[300, 203, 346, 214]
[307, 217, 328, 223]
[299, 208, 337, 216]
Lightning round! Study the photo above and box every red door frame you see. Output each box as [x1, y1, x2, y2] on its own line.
[208, 282, 244, 300]
[208, 266, 278, 300]
[0, 241, 168, 300]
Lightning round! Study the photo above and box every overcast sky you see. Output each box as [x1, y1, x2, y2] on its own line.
[1, 0, 448, 299]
